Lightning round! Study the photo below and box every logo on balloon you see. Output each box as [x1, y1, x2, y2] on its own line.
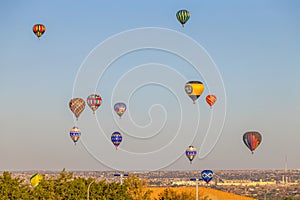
[201, 170, 214, 184]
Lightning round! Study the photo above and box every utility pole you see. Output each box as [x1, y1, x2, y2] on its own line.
[264, 187, 268, 200]
[114, 173, 128, 184]
[284, 155, 288, 197]
[190, 178, 200, 200]
[285, 155, 288, 184]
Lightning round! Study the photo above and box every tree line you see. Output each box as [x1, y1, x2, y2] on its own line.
[0, 169, 199, 200]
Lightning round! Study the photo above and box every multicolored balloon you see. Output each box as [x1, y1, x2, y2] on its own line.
[176, 10, 190, 27]
[111, 131, 122, 150]
[33, 24, 46, 39]
[201, 170, 213, 184]
[87, 94, 102, 114]
[243, 131, 262, 154]
[70, 127, 81, 145]
[206, 95, 217, 108]
[114, 102, 127, 118]
[69, 98, 85, 120]
[30, 173, 42, 188]
[186, 146, 197, 164]
[184, 81, 205, 104]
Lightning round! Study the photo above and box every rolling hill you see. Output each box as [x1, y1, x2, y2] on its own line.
[148, 187, 256, 200]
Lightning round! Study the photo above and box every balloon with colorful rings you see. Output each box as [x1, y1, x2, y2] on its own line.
[87, 94, 102, 114]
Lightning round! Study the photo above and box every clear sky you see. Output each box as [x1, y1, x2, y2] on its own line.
[0, 0, 300, 171]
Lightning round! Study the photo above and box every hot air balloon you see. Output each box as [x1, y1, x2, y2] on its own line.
[243, 131, 262, 154]
[69, 98, 85, 120]
[186, 146, 197, 164]
[70, 127, 81, 145]
[114, 102, 127, 118]
[87, 94, 102, 114]
[111, 131, 122, 150]
[176, 10, 190, 27]
[30, 173, 42, 188]
[201, 170, 213, 184]
[33, 24, 46, 39]
[184, 81, 204, 104]
[206, 95, 217, 108]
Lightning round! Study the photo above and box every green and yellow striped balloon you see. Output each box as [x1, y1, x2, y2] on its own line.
[30, 173, 42, 188]
[176, 10, 190, 27]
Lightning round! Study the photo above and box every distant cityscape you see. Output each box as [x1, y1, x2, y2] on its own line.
[5, 169, 300, 199]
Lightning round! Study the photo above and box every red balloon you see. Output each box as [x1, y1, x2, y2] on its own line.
[206, 95, 217, 108]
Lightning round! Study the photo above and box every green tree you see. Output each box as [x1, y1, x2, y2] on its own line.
[30, 178, 57, 199]
[156, 188, 178, 200]
[155, 188, 194, 200]
[123, 175, 152, 200]
[0, 170, 156, 200]
[0, 171, 31, 199]
[200, 196, 212, 200]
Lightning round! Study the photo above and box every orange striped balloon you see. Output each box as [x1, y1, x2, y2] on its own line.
[33, 24, 46, 38]
[206, 95, 217, 108]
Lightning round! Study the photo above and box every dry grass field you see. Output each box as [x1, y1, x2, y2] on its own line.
[148, 187, 256, 200]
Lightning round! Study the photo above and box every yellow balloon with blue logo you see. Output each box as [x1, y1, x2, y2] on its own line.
[184, 81, 204, 104]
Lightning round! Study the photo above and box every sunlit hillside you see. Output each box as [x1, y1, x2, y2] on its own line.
[149, 187, 255, 200]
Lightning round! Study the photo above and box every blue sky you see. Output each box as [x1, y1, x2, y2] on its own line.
[0, 0, 300, 171]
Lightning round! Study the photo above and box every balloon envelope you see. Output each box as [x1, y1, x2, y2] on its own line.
[201, 170, 213, 184]
[185, 145, 197, 164]
[243, 131, 262, 154]
[70, 127, 81, 144]
[69, 98, 85, 120]
[30, 173, 42, 188]
[111, 131, 122, 150]
[176, 10, 190, 27]
[87, 94, 102, 113]
[114, 102, 127, 118]
[184, 81, 204, 104]
[33, 24, 46, 38]
[206, 95, 217, 108]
